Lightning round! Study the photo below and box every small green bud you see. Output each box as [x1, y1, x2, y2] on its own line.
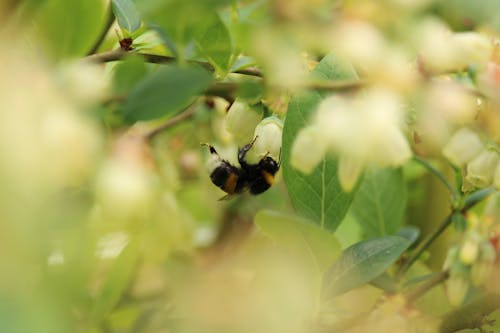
[443, 128, 483, 167]
[466, 148, 499, 188]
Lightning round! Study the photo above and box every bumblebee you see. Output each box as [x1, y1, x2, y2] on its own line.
[202, 137, 280, 199]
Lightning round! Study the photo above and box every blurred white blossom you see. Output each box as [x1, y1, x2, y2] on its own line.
[246, 116, 283, 164]
[291, 88, 411, 191]
[225, 101, 263, 145]
[466, 148, 499, 188]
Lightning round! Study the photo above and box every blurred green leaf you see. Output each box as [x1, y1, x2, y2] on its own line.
[193, 13, 233, 75]
[282, 54, 359, 231]
[90, 240, 139, 324]
[112, 0, 142, 33]
[112, 56, 148, 95]
[122, 65, 212, 122]
[350, 168, 407, 238]
[397, 225, 420, 246]
[32, 0, 106, 58]
[322, 236, 410, 299]
[255, 210, 341, 274]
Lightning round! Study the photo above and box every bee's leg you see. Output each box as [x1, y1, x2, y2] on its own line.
[200, 143, 220, 157]
[238, 136, 258, 166]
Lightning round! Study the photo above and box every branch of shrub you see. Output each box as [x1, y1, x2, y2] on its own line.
[85, 49, 263, 77]
[404, 270, 450, 304]
[397, 187, 495, 278]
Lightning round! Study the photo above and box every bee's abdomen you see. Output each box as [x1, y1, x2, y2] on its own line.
[210, 165, 240, 194]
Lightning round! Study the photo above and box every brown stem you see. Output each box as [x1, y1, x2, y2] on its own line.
[405, 270, 449, 303]
[145, 103, 199, 141]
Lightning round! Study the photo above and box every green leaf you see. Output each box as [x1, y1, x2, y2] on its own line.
[193, 13, 233, 75]
[255, 210, 341, 274]
[31, 0, 106, 59]
[322, 236, 410, 299]
[112, 0, 142, 33]
[112, 56, 148, 95]
[121, 65, 212, 122]
[350, 167, 407, 238]
[90, 240, 139, 324]
[397, 226, 420, 246]
[282, 54, 359, 231]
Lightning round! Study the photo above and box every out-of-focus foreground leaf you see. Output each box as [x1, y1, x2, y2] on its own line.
[121, 65, 212, 122]
[322, 236, 410, 299]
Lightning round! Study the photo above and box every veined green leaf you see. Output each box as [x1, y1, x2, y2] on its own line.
[255, 210, 341, 274]
[112, 0, 142, 33]
[322, 236, 410, 299]
[193, 13, 233, 75]
[282, 54, 359, 231]
[350, 167, 407, 238]
[121, 65, 212, 122]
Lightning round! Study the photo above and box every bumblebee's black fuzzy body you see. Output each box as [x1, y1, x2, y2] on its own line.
[203, 140, 280, 198]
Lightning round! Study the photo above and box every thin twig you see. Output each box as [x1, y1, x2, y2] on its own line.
[84, 50, 258, 75]
[87, 5, 115, 56]
[405, 270, 449, 303]
[397, 188, 494, 277]
[413, 156, 460, 203]
[145, 103, 199, 141]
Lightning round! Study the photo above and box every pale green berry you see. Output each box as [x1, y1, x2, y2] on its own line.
[442, 128, 483, 167]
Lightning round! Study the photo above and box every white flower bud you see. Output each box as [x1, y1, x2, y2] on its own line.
[442, 128, 483, 167]
[225, 102, 263, 145]
[96, 160, 155, 219]
[245, 116, 283, 164]
[446, 274, 469, 307]
[59, 61, 110, 103]
[451, 32, 493, 69]
[338, 155, 364, 192]
[466, 148, 499, 188]
[290, 127, 326, 174]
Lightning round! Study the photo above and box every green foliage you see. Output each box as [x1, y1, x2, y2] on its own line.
[112, 56, 148, 94]
[255, 210, 341, 274]
[122, 65, 212, 122]
[282, 54, 359, 231]
[193, 13, 234, 75]
[322, 236, 410, 299]
[112, 0, 142, 34]
[350, 167, 407, 238]
[90, 240, 140, 325]
[31, 0, 106, 58]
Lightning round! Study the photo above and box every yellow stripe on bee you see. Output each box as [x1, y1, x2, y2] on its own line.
[223, 172, 238, 194]
[262, 171, 275, 186]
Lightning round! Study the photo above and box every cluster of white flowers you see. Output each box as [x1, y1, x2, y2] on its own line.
[443, 127, 500, 190]
[224, 100, 283, 165]
[444, 211, 498, 306]
[291, 88, 412, 191]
